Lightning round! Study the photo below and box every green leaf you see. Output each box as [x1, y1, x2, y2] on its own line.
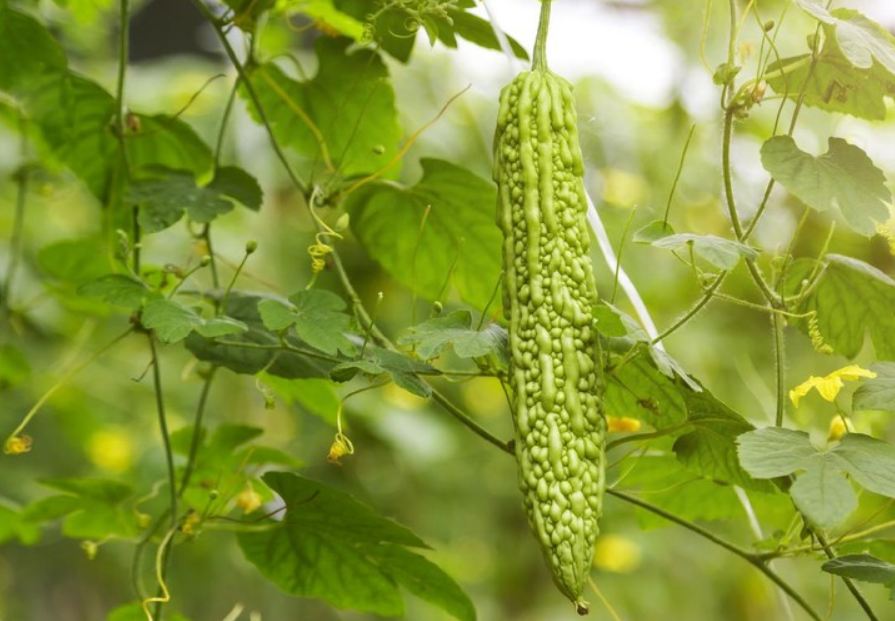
[127, 114, 214, 180]
[633, 220, 675, 243]
[0, 7, 67, 92]
[207, 165, 263, 211]
[238, 472, 474, 620]
[765, 50, 895, 121]
[760, 136, 890, 236]
[614, 455, 746, 529]
[23, 71, 117, 200]
[604, 354, 687, 429]
[288, 0, 365, 39]
[822, 554, 895, 600]
[738, 428, 895, 527]
[258, 374, 341, 425]
[332, 345, 436, 397]
[36, 477, 137, 539]
[37, 237, 110, 285]
[244, 37, 400, 178]
[651, 233, 759, 270]
[735, 427, 818, 478]
[799, 254, 895, 359]
[78, 274, 150, 310]
[347, 159, 502, 309]
[673, 390, 770, 491]
[797, 2, 895, 75]
[0, 504, 40, 545]
[185, 292, 335, 379]
[128, 169, 235, 234]
[854, 362, 895, 412]
[257, 289, 356, 356]
[142, 298, 247, 344]
[442, 10, 528, 60]
[224, 0, 275, 31]
[398, 310, 504, 359]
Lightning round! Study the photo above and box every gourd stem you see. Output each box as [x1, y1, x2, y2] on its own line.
[532, 0, 552, 71]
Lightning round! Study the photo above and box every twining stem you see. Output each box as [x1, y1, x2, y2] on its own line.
[147, 335, 177, 621]
[179, 367, 218, 493]
[191, 0, 309, 197]
[114, 0, 139, 273]
[430, 388, 513, 454]
[532, 0, 552, 71]
[607, 489, 822, 621]
[773, 312, 786, 426]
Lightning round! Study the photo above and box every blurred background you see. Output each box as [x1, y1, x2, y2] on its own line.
[2, 0, 895, 619]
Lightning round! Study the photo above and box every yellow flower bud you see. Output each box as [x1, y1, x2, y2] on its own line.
[828, 417, 848, 442]
[235, 485, 262, 515]
[4, 434, 32, 455]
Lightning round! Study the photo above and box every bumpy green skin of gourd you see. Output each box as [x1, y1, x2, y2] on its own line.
[494, 68, 605, 611]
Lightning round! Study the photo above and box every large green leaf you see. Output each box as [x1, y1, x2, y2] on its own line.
[738, 428, 895, 528]
[238, 472, 475, 620]
[347, 158, 502, 309]
[126, 114, 214, 180]
[760, 136, 890, 236]
[765, 50, 895, 121]
[0, 7, 67, 92]
[798, 254, 895, 360]
[673, 390, 770, 492]
[244, 37, 400, 178]
[796, 2, 895, 76]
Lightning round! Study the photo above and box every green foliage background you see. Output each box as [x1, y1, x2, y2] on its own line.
[3, 0, 895, 620]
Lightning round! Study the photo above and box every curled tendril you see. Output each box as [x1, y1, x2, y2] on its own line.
[807, 311, 833, 355]
[306, 189, 343, 275]
[327, 403, 355, 465]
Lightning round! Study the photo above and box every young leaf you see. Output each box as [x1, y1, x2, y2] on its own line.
[854, 362, 895, 413]
[78, 274, 150, 311]
[651, 233, 759, 270]
[760, 136, 890, 236]
[257, 289, 356, 356]
[238, 472, 475, 620]
[244, 38, 400, 178]
[347, 159, 502, 310]
[399, 310, 504, 359]
[258, 374, 341, 425]
[142, 298, 247, 344]
[738, 428, 895, 528]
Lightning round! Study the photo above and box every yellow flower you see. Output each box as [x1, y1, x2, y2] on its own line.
[606, 416, 642, 433]
[87, 428, 135, 473]
[4, 434, 32, 455]
[827, 417, 848, 442]
[789, 365, 876, 408]
[235, 484, 263, 515]
[593, 534, 641, 573]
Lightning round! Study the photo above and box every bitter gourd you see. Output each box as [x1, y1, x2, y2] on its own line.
[493, 0, 605, 613]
